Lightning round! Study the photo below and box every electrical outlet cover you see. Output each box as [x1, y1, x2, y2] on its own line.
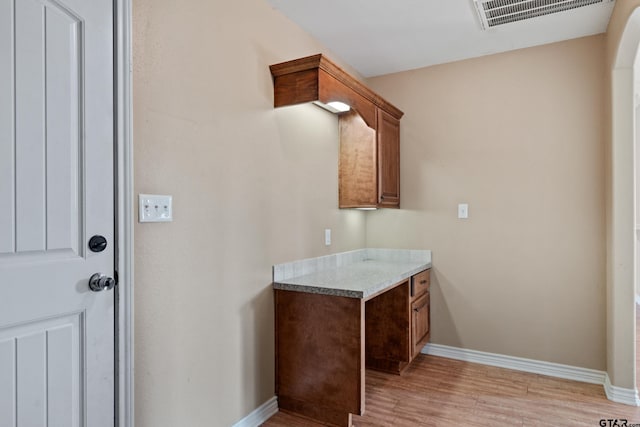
[458, 203, 469, 219]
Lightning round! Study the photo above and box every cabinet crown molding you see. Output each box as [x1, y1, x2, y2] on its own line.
[269, 54, 404, 122]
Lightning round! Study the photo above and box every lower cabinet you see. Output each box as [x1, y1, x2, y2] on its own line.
[274, 267, 431, 426]
[363, 268, 431, 374]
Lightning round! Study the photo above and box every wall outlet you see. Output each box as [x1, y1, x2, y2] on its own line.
[325, 229, 331, 246]
[139, 194, 173, 222]
[458, 203, 469, 219]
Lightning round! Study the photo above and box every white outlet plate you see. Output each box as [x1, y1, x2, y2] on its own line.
[458, 203, 469, 219]
[139, 194, 173, 222]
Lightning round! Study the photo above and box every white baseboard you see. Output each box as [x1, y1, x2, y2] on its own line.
[232, 396, 278, 427]
[604, 374, 640, 406]
[423, 343, 639, 406]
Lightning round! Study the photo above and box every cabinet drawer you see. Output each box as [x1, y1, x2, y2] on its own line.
[411, 269, 430, 299]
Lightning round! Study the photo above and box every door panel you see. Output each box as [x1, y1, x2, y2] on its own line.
[15, 0, 47, 252]
[0, 338, 16, 426]
[0, 0, 13, 253]
[2, 0, 83, 257]
[0, 313, 82, 427]
[45, 2, 82, 254]
[17, 333, 47, 427]
[0, 0, 115, 425]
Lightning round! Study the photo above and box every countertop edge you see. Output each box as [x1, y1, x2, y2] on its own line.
[273, 261, 432, 299]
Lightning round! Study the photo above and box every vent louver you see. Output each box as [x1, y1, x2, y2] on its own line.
[473, 0, 612, 29]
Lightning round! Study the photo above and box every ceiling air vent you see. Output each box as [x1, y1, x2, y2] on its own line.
[472, 0, 612, 29]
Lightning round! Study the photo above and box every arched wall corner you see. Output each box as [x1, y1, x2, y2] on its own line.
[609, 5, 640, 399]
[614, 8, 640, 69]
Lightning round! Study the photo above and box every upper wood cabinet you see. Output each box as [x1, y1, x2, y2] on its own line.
[269, 54, 404, 209]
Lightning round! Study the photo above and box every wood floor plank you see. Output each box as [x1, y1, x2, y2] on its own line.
[263, 354, 640, 426]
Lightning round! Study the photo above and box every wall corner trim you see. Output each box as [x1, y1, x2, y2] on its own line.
[232, 396, 278, 427]
[423, 343, 637, 406]
[604, 374, 640, 406]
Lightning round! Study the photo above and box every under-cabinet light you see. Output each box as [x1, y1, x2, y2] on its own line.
[327, 101, 350, 112]
[356, 207, 377, 211]
[313, 100, 351, 114]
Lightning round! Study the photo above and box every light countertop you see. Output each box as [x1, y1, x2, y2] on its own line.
[272, 248, 431, 299]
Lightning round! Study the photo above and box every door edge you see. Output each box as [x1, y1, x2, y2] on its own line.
[114, 0, 134, 425]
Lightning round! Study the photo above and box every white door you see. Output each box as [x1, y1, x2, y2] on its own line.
[0, 0, 115, 425]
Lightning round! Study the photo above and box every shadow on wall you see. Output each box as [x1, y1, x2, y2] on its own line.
[240, 285, 275, 411]
[430, 268, 463, 348]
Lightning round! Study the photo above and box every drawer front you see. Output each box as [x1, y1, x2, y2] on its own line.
[411, 269, 430, 299]
[411, 292, 430, 358]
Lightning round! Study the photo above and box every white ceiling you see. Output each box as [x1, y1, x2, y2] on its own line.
[266, 0, 616, 77]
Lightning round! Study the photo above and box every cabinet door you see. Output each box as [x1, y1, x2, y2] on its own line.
[339, 111, 377, 208]
[377, 109, 400, 208]
[411, 292, 430, 359]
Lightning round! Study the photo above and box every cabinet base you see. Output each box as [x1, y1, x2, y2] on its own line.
[366, 356, 409, 375]
[278, 396, 355, 427]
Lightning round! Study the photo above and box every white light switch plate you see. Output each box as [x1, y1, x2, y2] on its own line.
[325, 229, 331, 246]
[139, 194, 173, 222]
[458, 203, 469, 219]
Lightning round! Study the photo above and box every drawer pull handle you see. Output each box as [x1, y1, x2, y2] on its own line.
[419, 280, 427, 285]
[413, 304, 427, 312]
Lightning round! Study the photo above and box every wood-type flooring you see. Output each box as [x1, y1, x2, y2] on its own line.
[264, 308, 640, 426]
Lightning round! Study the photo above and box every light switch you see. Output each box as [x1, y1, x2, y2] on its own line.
[325, 229, 331, 246]
[458, 203, 469, 219]
[139, 194, 173, 222]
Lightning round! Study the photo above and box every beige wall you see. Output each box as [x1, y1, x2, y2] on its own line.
[366, 36, 607, 369]
[132, 1, 367, 425]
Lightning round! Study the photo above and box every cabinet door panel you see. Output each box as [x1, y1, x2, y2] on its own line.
[377, 109, 400, 207]
[411, 292, 430, 358]
[365, 281, 411, 373]
[339, 111, 377, 208]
